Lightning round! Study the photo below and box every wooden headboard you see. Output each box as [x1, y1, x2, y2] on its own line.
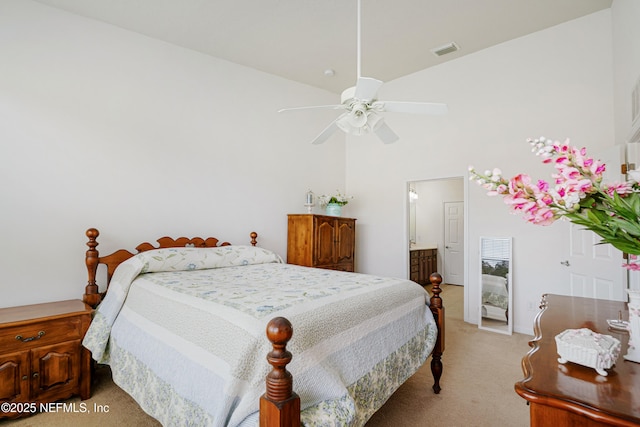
[83, 228, 258, 308]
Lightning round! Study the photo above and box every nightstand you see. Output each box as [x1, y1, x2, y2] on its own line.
[0, 300, 92, 419]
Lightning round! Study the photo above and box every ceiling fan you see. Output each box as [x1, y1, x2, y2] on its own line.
[278, 0, 448, 145]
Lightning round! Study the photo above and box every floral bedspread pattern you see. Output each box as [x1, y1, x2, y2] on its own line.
[83, 246, 437, 427]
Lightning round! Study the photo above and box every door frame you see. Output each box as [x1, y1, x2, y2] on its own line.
[406, 176, 470, 321]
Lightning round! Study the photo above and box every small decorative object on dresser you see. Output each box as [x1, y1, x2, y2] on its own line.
[304, 190, 315, 214]
[0, 300, 92, 419]
[287, 214, 356, 271]
[555, 328, 621, 376]
[325, 203, 342, 217]
[318, 191, 352, 217]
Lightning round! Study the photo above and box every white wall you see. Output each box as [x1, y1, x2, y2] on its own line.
[346, 10, 615, 334]
[2, 1, 635, 337]
[611, 0, 640, 144]
[0, 0, 346, 308]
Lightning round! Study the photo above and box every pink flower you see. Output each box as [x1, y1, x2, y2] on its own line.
[603, 182, 633, 196]
[538, 193, 554, 205]
[471, 136, 640, 260]
[528, 207, 556, 225]
[623, 263, 640, 271]
[509, 173, 532, 189]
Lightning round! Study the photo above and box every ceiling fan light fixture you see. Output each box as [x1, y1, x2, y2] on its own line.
[366, 112, 384, 131]
[336, 112, 368, 135]
[349, 105, 368, 127]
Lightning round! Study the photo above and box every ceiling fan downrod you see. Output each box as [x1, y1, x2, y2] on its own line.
[357, 0, 362, 79]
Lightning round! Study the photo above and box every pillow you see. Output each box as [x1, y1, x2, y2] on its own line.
[138, 245, 283, 274]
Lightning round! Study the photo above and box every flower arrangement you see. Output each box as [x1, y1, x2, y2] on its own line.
[318, 191, 353, 207]
[469, 137, 640, 270]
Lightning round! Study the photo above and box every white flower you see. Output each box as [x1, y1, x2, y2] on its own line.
[628, 170, 640, 183]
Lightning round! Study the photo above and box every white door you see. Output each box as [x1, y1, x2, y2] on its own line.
[565, 145, 627, 301]
[567, 224, 626, 301]
[444, 201, 464, 285]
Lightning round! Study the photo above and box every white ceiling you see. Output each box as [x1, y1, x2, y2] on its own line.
[34, 0, 612, 94]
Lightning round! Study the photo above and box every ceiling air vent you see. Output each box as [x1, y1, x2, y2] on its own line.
[431, 42, 459, 57]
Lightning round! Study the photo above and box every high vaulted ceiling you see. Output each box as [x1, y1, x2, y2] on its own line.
[34, 0, 612, 94]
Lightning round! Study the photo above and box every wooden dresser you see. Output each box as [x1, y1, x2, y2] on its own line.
[410, 248, 437, 286]
[287, 214, 356, 272]
[0, 300, 92, 418]
[515, 294, 640, 426]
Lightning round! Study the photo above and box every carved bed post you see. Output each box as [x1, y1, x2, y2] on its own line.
[260, 317, 300, 427]
[250, 232, 258, 247]
[84, 228, 102, 308]
[428, 272, 445, 394]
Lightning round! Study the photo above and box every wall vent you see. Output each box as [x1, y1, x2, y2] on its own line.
[431, 42, 459, 57]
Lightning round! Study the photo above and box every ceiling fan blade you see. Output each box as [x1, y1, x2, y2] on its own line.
[354, 77, 383, 101]
[278, 105, 344, 113]
[374, 121, 399, 144]
[310, 118, 341, 145]
[373, 101, 448, 115]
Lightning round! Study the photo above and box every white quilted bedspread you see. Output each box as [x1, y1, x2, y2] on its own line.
[83, 246, 437, 427]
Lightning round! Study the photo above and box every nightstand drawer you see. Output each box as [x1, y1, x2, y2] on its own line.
[0, 317, 84, 353]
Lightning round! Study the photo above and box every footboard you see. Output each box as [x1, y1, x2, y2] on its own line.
[428, 272, 445, 394]
[260, 273, 445, 425]
[260, 317, 301, 427]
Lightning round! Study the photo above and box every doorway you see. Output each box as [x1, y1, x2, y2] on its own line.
[408, 177, 465, 285]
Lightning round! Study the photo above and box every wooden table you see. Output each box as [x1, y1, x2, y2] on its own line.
[515, 294, 640, 426]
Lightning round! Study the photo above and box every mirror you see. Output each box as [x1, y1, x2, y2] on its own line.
[479, 237, 513, 335]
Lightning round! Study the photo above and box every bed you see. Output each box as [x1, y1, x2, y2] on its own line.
[81, 228, 445, 427]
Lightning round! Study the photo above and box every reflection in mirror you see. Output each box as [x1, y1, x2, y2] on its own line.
[409, 187, 418, 245]
[479, 237, 513, 335]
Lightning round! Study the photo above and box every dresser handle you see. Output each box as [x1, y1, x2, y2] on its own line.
[15, 331, 45, 342]
[22, 375, 28, 381]
[32, 372, 39, 378]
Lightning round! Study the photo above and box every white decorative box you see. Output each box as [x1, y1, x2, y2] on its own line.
[555, 328, 621, 376]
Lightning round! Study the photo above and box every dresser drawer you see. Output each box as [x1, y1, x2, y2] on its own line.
[0, 317, 84, 353]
